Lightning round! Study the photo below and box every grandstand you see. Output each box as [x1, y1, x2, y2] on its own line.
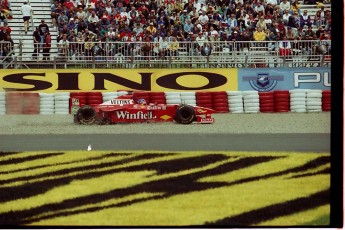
[0, 0, 331, 69]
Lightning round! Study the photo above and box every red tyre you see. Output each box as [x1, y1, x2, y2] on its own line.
[260, 107, 275, 112]
[260, 102, 275, 107]
[151, 100, 166, 104]
[213, 102, 228, 107]
[275, 101, 290, 107]
[87, 99, 103, 104]
[196, 92, 212, 96]
[86, 92, 102, 97]
[212, 95, 228, 100]
[150, 95, 166, 101]
[259, 92, 274, 96]
[274, 90, 290, 95]
[197, 104, 213, 108]
[150, 92, 165, 96]
[196, 99, 212, 104]
[259, 95, 275, 100]
[87, 95, 103, 100]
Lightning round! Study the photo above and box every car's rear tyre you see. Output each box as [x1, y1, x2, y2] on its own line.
[174, 105, 196, 124]
[75, 105, 97, 125]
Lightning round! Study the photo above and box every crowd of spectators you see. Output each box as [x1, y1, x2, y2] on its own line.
[0, 0, 333, 61]
[0, 0, 13, 61]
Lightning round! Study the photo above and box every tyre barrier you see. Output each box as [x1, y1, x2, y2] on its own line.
[150, 92, 166, 104]
[306, 89, 322, 113]
[0, 92, 6, 115]
[102, 92, 119, 102]
[289, 89, 307, 113]
[54, 92, 70, 114]
[165, 92, 182, 105]
[0, 90, 331, 115]
[322, 90, 331, 112]
[5, 92, 40, 115]
[274, 90, 290, 113]
[86, 92, 103, 108]
[39, 92, 54, 115]
[5, 92, 24, 114]
[243, 91, 260, 113]
[227, 91, 244, 113]
[196, 91, 213, 109]
[259, 91, 275, 113]
[180, 92, 196, 106]
[212, 91, 229, 113]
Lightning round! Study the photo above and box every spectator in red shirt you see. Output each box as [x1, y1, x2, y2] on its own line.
[64, 0, 75, 10]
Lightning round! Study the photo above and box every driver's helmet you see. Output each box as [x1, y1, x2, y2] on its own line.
[137, 98, 147, 105]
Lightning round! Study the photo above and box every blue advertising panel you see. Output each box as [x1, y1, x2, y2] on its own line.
[238, 67, 331, 91]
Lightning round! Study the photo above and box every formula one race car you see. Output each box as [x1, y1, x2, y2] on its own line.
[73, 94, 215, 125]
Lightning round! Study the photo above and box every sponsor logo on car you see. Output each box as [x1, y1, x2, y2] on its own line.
[116, 111, 157, 119]
[160, 115, 172, 120]
[197, 108, 207, 114]
[243, 73, 284, 92]
[110, 99, 134, 105]
[200, 118, 214, 123]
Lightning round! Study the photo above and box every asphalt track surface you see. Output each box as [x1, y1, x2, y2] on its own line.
[0, 133, 330, 152]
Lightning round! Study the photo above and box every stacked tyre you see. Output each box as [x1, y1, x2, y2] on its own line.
[87, 92, 103, 107]
[102, 92, 119, 102]
[196, 92, 213, 109]
[322, 90, 331, 112]
[306, 89, 322, 113]
[150, 92, 166, 104]
[39, 93, 55, 115]
[274, 90, 290, 112]
[70, 92, 87, 107]
[22, 93, 40, 114]
[243, 91, 260, 113]
[133, 91, 150, 104]
[23, 93, 40, 114]
[212, 91, 228, 113]
[289, 89, 307, 113]
[180, 92, 196, 106]
[259, 91, 275, 113]
[0, 92, 6, 115]
[165, 92, 182, 105]
[54, 92, 70, 114]
[227, 91, 244, 113]
[6, 92, 23, 114]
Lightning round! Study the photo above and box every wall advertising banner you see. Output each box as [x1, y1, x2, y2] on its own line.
[238, 67, 331, 91]
[0, 69, 238, 92]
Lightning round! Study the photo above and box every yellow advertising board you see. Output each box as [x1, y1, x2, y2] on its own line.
[0, 69, 238, 92]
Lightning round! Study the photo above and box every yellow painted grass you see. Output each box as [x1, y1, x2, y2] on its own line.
[0, 151, 330, 226]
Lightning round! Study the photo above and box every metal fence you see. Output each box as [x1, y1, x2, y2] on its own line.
[2, 40, 331, 69]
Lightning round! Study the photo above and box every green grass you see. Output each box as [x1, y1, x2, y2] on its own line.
[0, 151, 330, 226]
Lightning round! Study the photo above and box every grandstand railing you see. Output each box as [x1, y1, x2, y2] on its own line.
[4, 40, 331, 69]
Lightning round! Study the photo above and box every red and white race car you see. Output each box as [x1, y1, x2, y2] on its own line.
[73, 94, 215, 125]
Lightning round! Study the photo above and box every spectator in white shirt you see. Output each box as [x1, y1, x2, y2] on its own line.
[195, 31, 206, 49]
[198, 11, 209, 26]
[20, 0, 33, 34]
[265, 0, 277, 7]
[279, 0, 291, 16]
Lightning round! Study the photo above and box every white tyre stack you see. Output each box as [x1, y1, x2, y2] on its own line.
[39, 93, 55, 115]
[102, 92, 119, 102]
[165, 92, 182, 105]
[227, 91, 244, 113]
[289, 89, 307, 113]
[306, 89, 322, 113]
[117, 91, 128, 97]
[0, 92, 6, 115]
[242, 91, 260, 113]
[54, 92, 70, 114]
[180, 92, 196, 106]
